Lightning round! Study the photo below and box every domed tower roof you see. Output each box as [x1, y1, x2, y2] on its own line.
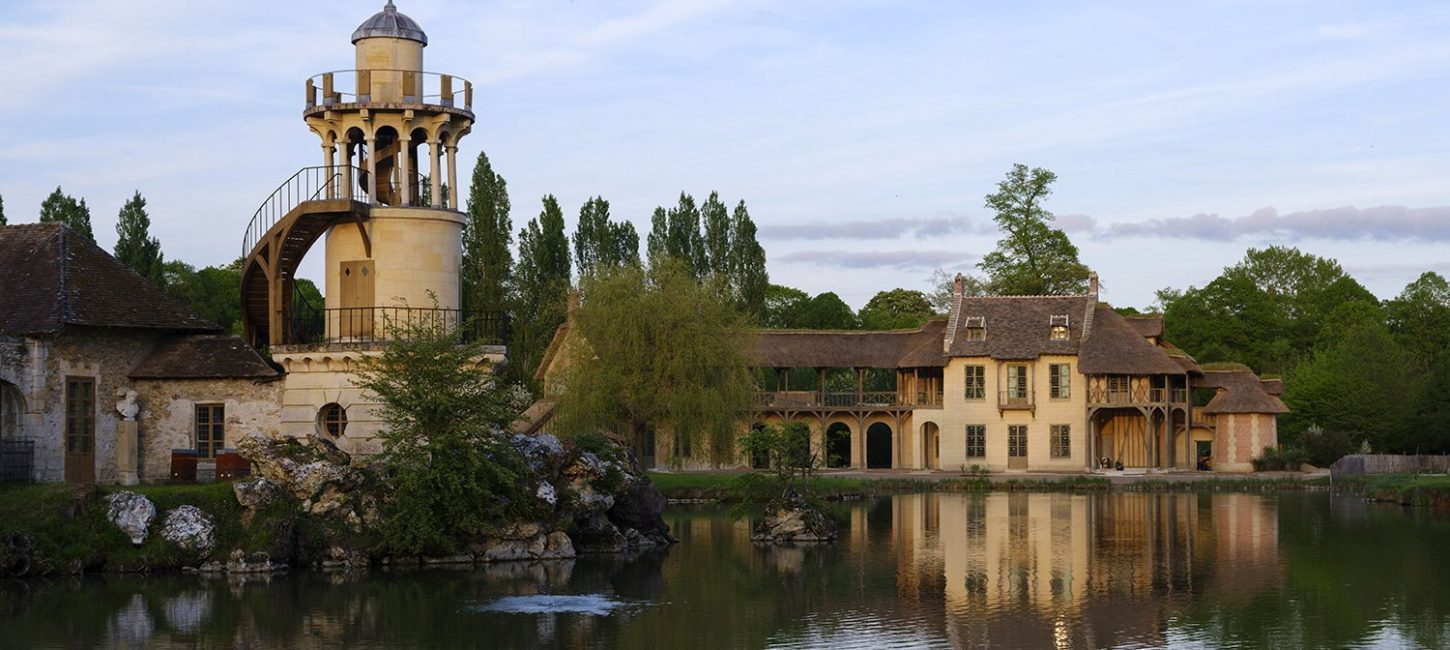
[351, 1, 428, 46]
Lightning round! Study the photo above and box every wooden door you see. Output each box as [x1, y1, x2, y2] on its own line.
[1008, 424, 1028, 470]
[339, 260, 375, 337]
[64, 377, 95, 484]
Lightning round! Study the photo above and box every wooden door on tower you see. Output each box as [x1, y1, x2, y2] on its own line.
[339, 260, 375, 338]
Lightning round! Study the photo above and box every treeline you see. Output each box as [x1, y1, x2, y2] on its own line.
[1156, 246, 1450, 463]
[457, 151, 771, 390]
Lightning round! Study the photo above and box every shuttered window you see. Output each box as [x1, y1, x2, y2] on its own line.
[966, 425, 985, 458]
[964, 366, 985, 399]
[1008, 425, 1027, 458]
[1049, 364, 1071, 399]
[1051, 424, 1071, 458]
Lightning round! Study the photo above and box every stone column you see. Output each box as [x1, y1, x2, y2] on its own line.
[429, 139, 443, 208]
[340, 142, 354, 200]
[446, 144, 458, 210]
[322, 142, 336, 199]
[364, 135, 378, 204]
[399, 139, 412, 205]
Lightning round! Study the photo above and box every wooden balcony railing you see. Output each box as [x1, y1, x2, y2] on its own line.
[999, 390, 1034, 410]
[756, 390, 943, 410]
[1087, 387, 1189, 406]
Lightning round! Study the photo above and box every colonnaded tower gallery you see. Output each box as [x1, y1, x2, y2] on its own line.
[241, 1, 507, 453]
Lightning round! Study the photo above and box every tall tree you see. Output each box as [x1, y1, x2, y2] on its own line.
[462, 151, 512, 314]
[0, 193, 7, 226]
[762, 284, 811, 329]
[977, 164, 1088, 295]
[38, 186, 94, 242]
[574, 196, 639, 276]
[164, 259, 243, 334]
[113, 191, 165, 286]
[647, 193, 707, 278]
[1159, 246, 1378, 376]
[859, 288, 934, 330]
[799, 292, 857, 329]
[701, 191, 732, 278]
[1282, 307, 1412, 454]
[511, 195, 573, 387]
[728, 200, 769, 318]
[1384, 271, 1450, 372]
[552, 260, 756, 465]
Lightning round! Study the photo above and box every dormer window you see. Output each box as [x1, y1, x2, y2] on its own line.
[964, 316, 986, 341]
[1049, 314, 1070, 340]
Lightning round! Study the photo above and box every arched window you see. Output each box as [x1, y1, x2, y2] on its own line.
[318, 403, 348, 437]
[0, 381, 24, 440]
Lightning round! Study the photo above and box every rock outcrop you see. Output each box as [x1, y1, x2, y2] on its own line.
[236, 434, 378, 531]
[160, 506, 216, 556]
[751, 489, 839, 543]
[105, 492, 157, 545]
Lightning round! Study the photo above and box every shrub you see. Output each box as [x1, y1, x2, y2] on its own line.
[354, 310, 537, 555]
[1251, 445, 1310, 471]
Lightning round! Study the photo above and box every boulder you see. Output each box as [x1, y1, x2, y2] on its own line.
[571, 512, 626, 554]
[607, 480, 672, 541]
[160, 506, 216, 556]
[105, 492, 157, 545]
[541, 531, 575, 559]
[751, 489, 839, 543]
[319, 545, 370, 570]
[0, 532, 36, 577]
[233, 477, 282, 511]
[513, 433, 567, 474]
[536, 481, 557, 507]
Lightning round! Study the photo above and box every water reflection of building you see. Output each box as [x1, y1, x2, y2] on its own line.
[885, 493, 1282, 648]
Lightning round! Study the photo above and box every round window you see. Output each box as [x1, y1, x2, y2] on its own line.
[318, 403, 348, 437]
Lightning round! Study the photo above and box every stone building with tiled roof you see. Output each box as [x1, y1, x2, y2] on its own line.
[0, 223, 282, 484]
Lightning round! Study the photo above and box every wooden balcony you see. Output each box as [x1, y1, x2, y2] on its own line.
[755, 390, 943, 411]
[1087, 387, 1188, 406]
[998, 390, 1034, 412]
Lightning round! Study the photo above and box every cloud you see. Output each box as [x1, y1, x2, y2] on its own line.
[759, 216, 992, 241]
[1101, 205, 1450, 242]
[776, 249, 977, 271]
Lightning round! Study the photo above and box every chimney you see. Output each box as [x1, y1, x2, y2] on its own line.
[953, 273, 965, 297]
[1088, 271, 1099, 298]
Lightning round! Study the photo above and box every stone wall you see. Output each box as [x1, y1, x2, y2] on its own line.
[133, 377, 284, 482]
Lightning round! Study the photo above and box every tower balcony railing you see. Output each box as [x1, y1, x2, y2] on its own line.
[305, 70, 473, 113]
[243, 165, 368, 258]
[283, 305, 510, 347]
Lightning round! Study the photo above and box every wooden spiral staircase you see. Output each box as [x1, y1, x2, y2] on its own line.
[241, 165, 370, 348]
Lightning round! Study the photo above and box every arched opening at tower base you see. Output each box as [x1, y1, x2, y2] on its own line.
[867, 422, 893, 469]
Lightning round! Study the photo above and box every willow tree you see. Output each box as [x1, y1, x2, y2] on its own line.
[551, 260, 756, 465]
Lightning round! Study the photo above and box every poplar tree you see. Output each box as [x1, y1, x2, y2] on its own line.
[574, 196, 639, 276]
[647, 193, 707, 278]
[728, 200, 768, 317]
[114, 191, 166, 286]
[38, 187, 95, 242]
[462, 151, 512, 314]
[702, 191, 732, 278]
[511, 195, 573, 385]
[0, 193, 7, 226]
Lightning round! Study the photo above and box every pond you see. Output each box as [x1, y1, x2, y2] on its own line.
[2, 492, 1447, 649]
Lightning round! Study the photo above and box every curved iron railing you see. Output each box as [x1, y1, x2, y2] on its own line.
[285, 305, 510, 346]
[305, 69, 473, 112]
[242, 165, 367, 258]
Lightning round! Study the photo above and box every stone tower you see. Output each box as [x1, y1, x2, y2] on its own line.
[240, 3, 502, 451]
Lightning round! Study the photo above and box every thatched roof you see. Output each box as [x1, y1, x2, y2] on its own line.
[0, 223, 218, 336]
[1078, 305, 1185, 375]
[129, 335, 280, 380]
[946, 295, 1094, 359]
[1124, 315, 1164, 339]
[1199, 369, 1289, 414]
[748, 320, 947, 368]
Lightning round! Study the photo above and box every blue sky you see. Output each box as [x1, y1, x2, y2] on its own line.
[2, 0, 1448, 309]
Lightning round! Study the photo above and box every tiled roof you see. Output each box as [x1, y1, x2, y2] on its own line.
[0, 223, 218, 336]
[946, 295, 1094, 359]
[129, 335, 280, 380]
